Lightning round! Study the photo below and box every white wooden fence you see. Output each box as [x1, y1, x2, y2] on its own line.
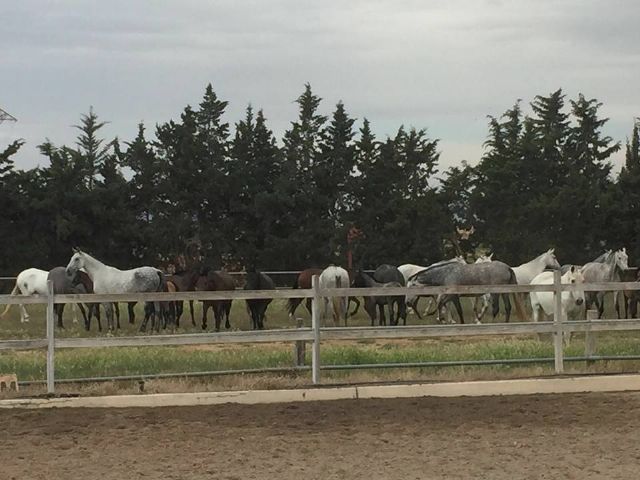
[1, 271, 640, 394]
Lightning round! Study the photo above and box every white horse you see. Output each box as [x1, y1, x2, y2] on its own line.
[1, 268, 80, 324]
[65, 248, 165, 331]
[530, 266, 585, 343]
[512, 249, 561, 285]
[318, 265, 350, 326]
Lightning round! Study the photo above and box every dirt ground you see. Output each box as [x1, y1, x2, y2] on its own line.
[1, 392, 640, 480]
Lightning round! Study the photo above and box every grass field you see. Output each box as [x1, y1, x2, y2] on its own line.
[1, 293, 639, 396]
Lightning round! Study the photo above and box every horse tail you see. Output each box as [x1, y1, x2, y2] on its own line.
[509, 268, 528, 322]
[0, 283, 20, 318]
[286, 274, 300, 315]
[425, 295, 440, 316]
[333, 275, 346, 324]
[156, 270, 167, 292]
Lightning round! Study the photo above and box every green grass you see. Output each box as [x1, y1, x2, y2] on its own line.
[1, 294, 638, 389]
[3, 332, 640, 382]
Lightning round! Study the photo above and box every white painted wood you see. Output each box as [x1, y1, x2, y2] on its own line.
[553, 270, 564, 374]
[3, 281, 640, 307]
[0, 339, 48, 350]
[46, 280, 55, 394]
[312, 275, 321, 385]
[293, 317, 306, 367]
[3, 374, 640, 409]
[585, 309, 598, 363]
[55, 329, 314, 348]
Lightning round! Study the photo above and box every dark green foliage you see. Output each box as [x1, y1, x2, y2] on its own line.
[0, 85, 634, 277]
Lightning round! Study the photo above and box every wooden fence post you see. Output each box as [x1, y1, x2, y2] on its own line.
[293, 317, 306, 367]
[553, 270, 564, 374]
[585, 309, 598, 366]
[311, 275, 321, 384]
[46, 279, 55, 394]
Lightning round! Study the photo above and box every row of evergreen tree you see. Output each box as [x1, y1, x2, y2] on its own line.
[0, 84, 638, 274]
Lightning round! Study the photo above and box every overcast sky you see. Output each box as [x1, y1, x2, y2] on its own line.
[2, 0, 638, 175]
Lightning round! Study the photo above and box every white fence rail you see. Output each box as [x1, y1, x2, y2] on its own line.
[1, 271, 640, 393]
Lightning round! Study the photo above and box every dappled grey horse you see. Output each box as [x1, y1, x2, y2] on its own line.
[65, 249, 165, 332]
[581, 249, 628, 318]
[408, 261, 526, 324]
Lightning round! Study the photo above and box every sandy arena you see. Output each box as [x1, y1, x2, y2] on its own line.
[1, 392, 640, 479]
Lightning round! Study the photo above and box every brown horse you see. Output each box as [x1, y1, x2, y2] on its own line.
[620, 267, 640, 318]
[71, 270, 102, 331]
[287, 268, 322, 319]
[287, 268, 360, 320]
[196, 269, 236, 331]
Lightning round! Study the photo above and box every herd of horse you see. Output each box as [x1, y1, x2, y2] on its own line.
[0, 247, 636, 335]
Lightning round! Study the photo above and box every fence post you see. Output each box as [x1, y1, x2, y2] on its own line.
[311, 275, 321, 384]
[585, 309, 598, 366]
[293, 317, 306, 367]
[553, 269, 564, 374]
[46, 279, 55, 394]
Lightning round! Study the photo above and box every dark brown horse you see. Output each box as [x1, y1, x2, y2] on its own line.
[167, 266, 200, 327]
[620, 267, 640, 318]
[71, 270, 102, 331]
[287, 268, 360, 320]
[245, 270, 275, 330]
[196, 269, 236, 331]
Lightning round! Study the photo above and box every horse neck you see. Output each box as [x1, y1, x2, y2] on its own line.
[522, 254, 547, 270]
[81, 254, 110, 279]
[603, 256, 619, 280]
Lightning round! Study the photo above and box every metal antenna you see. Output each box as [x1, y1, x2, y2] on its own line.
[0, 107, 17, 124]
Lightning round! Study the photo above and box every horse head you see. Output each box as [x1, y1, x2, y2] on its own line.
[614, 248, 629, 271]
[475, 253, 492, 264]
[564, 265, 585, 307]
[544, 249, 561, 270]
[66, 249, 86, 277]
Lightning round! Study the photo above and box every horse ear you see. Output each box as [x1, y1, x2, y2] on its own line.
[570, 265, 576, 273]
[488, 253, 494, 260]
[72, 246, 80, 254]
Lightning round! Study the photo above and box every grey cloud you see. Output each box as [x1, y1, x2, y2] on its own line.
[0, 0, 637, 173]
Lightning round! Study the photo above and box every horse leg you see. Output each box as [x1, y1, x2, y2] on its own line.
[103, 302, 114, 331]
[127, 302, 136, 325]
[155, 301, 163, 332]
[378, 303, 386, 326]
[224, 302, 232, 329]
[349, 297, 360, 317]
[387, 298, 397, 326]
[288, 298, 303, 320]
[71, 303, 78, 324]
[95, 304, 102, 332]
[20, 303, 29, 323]
[55, 304, 64, 329]
[213, 301, 222, 332]
[175, 300, 184, 328]
[476, 295, 489, 323]
[202, 302, 209, 330]
[597, 292, 605, 318]
[451, 296, 464, 324]
[503, 293, 512, 323]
